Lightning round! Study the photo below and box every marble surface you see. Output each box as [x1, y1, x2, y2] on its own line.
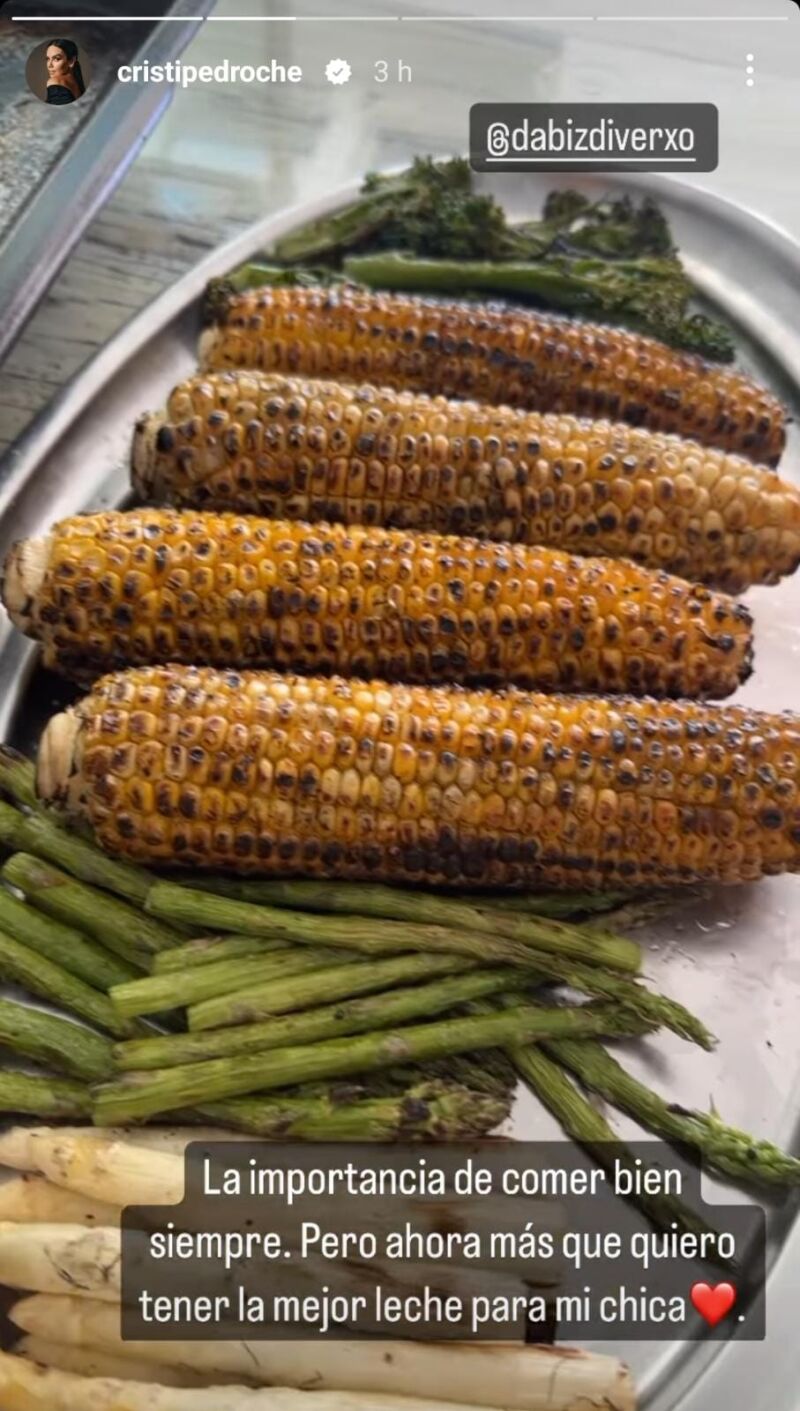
[0, 0, 799, 451]
[0, 19, 153, 244]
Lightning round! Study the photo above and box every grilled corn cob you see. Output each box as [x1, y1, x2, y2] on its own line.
[132, 372, 800, 593]
[37, 664, 800, 888]
[199, 285, 787, 464]
[3, 509, 753, 698]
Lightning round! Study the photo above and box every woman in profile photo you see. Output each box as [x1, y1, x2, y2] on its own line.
[45, 39, 86, 105]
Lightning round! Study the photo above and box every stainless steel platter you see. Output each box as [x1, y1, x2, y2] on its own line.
[0, 171, 799, 1411]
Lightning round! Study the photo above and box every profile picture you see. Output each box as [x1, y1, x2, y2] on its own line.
[25, 38, 91, 106]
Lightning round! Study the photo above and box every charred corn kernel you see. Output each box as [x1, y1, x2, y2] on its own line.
[132, 373, 800, 594]
[2, 508, 753, 699]
[38, 664, 800, 888]
[198, 286, 787, 465]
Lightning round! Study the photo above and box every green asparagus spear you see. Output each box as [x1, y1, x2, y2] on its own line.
[0, 796, 158, 909]
[179, 878, 639, 973]
[283, 1054, 516, 1103]
[0, 884, 137, 990]
[586, 890, 709, 935]
[4, 1070, 89, 1118]
[548, 1038, 800, 1188]
[344, 248, 677, 300]
[115, 966, 531, 1070]
[481, 891, 631, 919]
[0, 1069, 92, 1119]
[153, 935, 291, 974]
[531, 953, 712, 1050]
[195, 1080, 509, 1141]
[404, 1051, 516, 1101]
[146, 882, 638, 974]
[0, 997, 112, 1082]
[0, 926, 130, 1038]
[2, 854, 179, 961]
[505, 1035, 728, 1252]
[93, 1002, 654, 1124]
[0, 750, 40, 812]
[200, 877, 634, 923]
[146, 881, 711, 1049]
[339, 251, 734, 359]
[189, 952, 481, 1032]
[111, 947, 351, 1020]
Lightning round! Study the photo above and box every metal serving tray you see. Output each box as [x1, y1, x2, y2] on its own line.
[0, 172, 800, 1411]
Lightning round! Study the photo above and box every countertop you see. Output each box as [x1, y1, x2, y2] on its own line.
[0, 0, 798, 453]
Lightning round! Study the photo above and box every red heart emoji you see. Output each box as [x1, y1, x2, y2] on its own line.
[690, 1281, 736, 1327]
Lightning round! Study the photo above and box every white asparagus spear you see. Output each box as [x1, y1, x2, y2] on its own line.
[0, 1127, 564, 1272]
[0, 1125, 258, 1165]
[0, 1127, 186, 1205]
[0, 1172, 557, 1276]
[0, 1351, 591, 1411]
[0, 1346, 636, 1411]
[101, 1126, 256, 1152]
[0, 1222, 538, 1329]
[17, 1336, 245, 1388]
[0, 1174, 121, 1226]
[0, 1222, 124, 1301]
[0, 1126, 329, 1205]
[11, 1295, 637, 1411]
[0, 1124, 43, 1169]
